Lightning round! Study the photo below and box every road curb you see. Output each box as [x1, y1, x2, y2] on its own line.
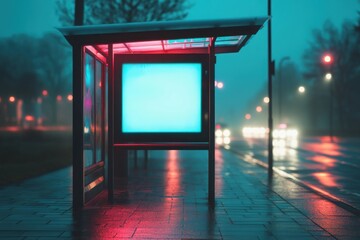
[228, 148, 360, 217]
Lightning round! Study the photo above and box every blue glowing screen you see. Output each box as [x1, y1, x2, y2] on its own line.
[122, 63, 202, 133]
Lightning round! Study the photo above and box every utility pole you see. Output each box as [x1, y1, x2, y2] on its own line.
[267, 0, 274, 177]
[75, 0, 85, 26]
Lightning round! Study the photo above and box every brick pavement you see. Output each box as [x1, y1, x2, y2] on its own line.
[0, 149, 360, 239]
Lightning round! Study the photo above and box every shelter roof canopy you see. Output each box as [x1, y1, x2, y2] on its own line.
[58, 17, 267, 55]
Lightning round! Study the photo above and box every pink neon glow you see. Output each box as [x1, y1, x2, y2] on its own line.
[256, 106, 262, 112]
[42, 90, 48, 96]
[95, 36, 243, 55]
[56, 95, 62, 101]
[24, 115, 35, 122]
[67, 94, 73, 101]
[245, 114, 251, 120]
[9, 96, 15, 103]
[165, 150, 181, 198]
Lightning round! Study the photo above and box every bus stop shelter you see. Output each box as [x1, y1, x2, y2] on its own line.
[59, 17, 267, 211]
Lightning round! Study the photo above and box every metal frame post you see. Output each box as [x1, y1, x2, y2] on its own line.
[108, 44, 114, 202]
[208, 37, 216, 205]
[73, 44, 84, 211]
[74, 0, 84, 26]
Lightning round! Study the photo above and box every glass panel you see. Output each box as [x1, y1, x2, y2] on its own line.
[165, 38, 209, 51]
[95, 60, 103, 163]
[84, 53, 95, 168]
[113, 43, 128, 53]
[126, 40, 162, 47]
[215, 35, 244, 46]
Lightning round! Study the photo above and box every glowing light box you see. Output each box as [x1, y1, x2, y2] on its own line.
[114, 54, 209, 142]
[122, 63, 201, 132]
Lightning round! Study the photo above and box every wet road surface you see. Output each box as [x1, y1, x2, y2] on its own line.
[230, 136, 360, 211]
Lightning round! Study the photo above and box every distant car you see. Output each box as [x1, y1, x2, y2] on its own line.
[273, 124, 299, 148]
[242, 127, 267, 139]
[273, 124, 298, 140]
[215, 123, 231, 147]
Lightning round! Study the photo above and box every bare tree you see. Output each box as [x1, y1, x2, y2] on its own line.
[303, 20, 360, 134]
[37, 32, 72, 123]
[56, 0, 192, 26]
[0, 33, 71, 124]
[0, 35, 42, 101]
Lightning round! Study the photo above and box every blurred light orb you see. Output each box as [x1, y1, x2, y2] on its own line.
[216, 137, 223, 145]
[263, 97, 270, 103]
[223, 129, 231, 137]
[298, 86, 305, 93]
[323, 54, 332, 63]
[325, 73, 332, 81]
[223, 137, 231, 145]
[215, 129, 223, 137]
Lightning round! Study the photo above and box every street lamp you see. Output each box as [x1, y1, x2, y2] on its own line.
[324, 73, 332, 82]
[278, 56, 290, 125]
[9, 96, 16, 103]
[322, 54, 333, 65]
[322, 53, 334, 140]
[298, 86, 305, 94]
[42, 89, 48, 97]
[217, 81, 224, 89]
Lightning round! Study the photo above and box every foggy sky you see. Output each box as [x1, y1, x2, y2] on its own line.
[0, 0, 358, 131]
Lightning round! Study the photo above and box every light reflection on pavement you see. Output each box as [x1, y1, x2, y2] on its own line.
[230, 136, 360, 211]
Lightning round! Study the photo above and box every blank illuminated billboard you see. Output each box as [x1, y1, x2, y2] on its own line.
[122, 63, 201, 133]
[114, 54, 209, 142]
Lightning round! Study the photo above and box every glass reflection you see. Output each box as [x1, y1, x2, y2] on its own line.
[165, 150, 181, 198]
[308, 155, 336, 168]
[95, 60, 102, 163]
[303, 140, 341, 157]
[312, 172, 339, 187]
[84, 53, 95, 167]
[215, 149, 224, 196]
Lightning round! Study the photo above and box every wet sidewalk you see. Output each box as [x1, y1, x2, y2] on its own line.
[1, 149, 360, 239]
